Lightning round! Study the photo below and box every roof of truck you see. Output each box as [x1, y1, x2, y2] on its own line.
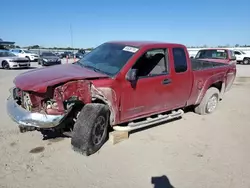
[198, 48, 230, 51]
[107, 41, 185, 48]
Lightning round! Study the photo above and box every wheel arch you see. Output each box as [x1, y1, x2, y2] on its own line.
[195, 73, 226, 105]
[91, 95, 115, 126]
[91, 85, 118, 126]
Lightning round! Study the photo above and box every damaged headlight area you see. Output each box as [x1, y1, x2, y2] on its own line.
[11, 87, 65, 116]
[7, 80, 93, 130]
[7, 88, 67, 129]
[44, 99, 60, 115]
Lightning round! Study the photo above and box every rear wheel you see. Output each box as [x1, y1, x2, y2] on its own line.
[2, 61, 10, 69]
[194, 87, 220, 115]
[71, 103, 110, 156]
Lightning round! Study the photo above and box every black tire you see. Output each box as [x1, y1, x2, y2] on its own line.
[194, 87, 220, 115]
[2, 61, 10, 69]
[243, 58, 250, 65]
[71, 103, 110, 156]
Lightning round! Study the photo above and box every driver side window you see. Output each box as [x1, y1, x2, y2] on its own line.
[234, 51, 241, 55]
[131, 48, 168, 78]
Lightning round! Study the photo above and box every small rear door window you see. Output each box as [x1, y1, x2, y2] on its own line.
[173, 48, 187, 73]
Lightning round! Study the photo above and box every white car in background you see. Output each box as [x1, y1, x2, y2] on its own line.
[233, 50, 250, 65]
[9, 49, 39, 62]
[0, 50, 30, 69]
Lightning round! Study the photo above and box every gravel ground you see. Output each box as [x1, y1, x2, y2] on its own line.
[0, 62, 250, 188]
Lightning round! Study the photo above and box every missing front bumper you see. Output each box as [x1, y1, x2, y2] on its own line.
[6, 95, 66, 129]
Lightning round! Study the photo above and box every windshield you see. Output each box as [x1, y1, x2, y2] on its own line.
[24, 50, 33, 54]
[239, 50, 246, 54]
[42, 52, 56, 56]
[195, 49, 228, 59]
[3, 51, 16, 57]
[77, 43, 138, 76]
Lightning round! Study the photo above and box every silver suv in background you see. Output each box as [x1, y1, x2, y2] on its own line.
[9, 49, 39, 61]
[0, 50, 31, 69]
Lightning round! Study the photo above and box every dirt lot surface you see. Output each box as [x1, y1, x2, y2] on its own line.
[1, 63, 250, 188]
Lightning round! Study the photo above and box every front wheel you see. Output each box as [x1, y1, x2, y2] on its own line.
[71, 103, 110, 156]
[2, 61, 10, 69]
[194, 87, 220, 115]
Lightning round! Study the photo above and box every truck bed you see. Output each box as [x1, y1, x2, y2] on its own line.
[191, 59, 228, 71]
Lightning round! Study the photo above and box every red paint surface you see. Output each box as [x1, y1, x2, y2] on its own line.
[13, 41, 236, 125]
[14, 63, 108, 93]
[54, 80, 92, 105]
[198, 58, 231, 64]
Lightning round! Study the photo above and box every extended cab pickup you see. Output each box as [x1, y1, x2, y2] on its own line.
[194, 48, 237, 64]
[6, 41, 236, 156]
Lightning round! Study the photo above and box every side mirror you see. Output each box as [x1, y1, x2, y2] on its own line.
[126, 69, 138, 82]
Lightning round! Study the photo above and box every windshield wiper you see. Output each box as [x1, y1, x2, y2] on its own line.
[83, 64, 111, 75]
[74, 60, 83, 66]
[76, 62, 111, 76]
[82, 65, 99, 72]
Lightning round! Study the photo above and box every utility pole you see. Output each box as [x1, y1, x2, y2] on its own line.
[70, 24, 73, 50]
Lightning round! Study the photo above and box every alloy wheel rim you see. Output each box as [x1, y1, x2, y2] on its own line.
[243, 59, 249, 64]
[92, 116, 106, 146]
[206, 95, 218, 113]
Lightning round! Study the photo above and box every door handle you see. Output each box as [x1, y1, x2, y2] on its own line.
[162, 78, 172, 85]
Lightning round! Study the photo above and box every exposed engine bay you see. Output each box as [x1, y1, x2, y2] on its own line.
[11, 80, 118, 126]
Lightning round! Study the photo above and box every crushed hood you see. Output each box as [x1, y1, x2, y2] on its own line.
[14, 63, 109, 93]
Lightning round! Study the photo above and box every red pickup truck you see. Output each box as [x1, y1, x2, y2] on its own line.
[7, 41, 236, 156]
[193, 48, 237, 64]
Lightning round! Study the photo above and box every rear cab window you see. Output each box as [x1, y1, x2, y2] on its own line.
[195, 49, 228, 59]
[172, 47, 188, 73]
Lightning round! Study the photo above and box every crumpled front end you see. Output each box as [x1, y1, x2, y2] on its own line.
[6, 80, 92, 130]
[6, 88, 66, 129]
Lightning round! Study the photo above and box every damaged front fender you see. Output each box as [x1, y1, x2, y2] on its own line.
[91, 85, 118, 125]
[55, 81, 118, 125]
[53, 80, 92, 112]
